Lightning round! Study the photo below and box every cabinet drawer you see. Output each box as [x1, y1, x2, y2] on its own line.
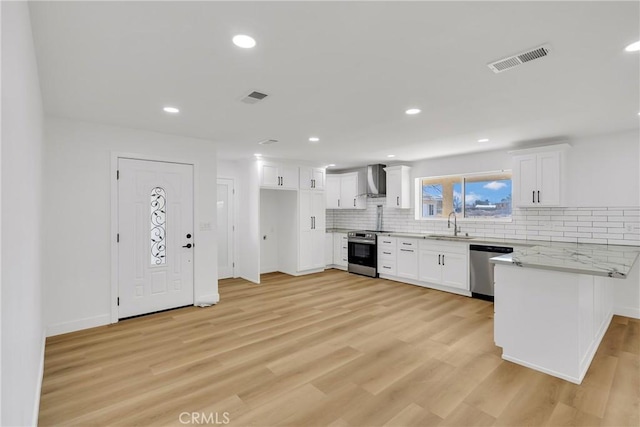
[378, 247, 395, 259]
[418, 239, 468, 254]
[397, 238, 418, 249]
[378, 261, 396, 276]
[378, 236, 396, 248]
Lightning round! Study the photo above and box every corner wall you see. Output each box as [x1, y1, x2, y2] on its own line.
[43, 118, 219, 336]
[1, 2, 46, 424]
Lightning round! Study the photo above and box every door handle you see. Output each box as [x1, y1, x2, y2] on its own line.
[537, 191, 540, 204]
[182, 243, 192, 249]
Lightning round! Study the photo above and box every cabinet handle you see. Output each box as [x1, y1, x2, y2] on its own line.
[532, 190, 535, 203]
[438, 254, 441, 265]
[353, 198, 356, 207]
[442, 254, 445, 265]
[397, 196, 399, 206]
[402, 242, 412, 246]
[383, 251, 391, 255]
[311, 217, 314, 229]
[400, 249, 414, 253]
[537, 190, 540, 203]
[383, 266, 391, 269]
[338, 199, 340, 207]
[312, 179, 315, 188]
[383, 240, 391, 244]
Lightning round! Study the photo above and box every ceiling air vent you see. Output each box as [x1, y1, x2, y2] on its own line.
[258, 139, 279, 145]
[241, 90, 269, 104]
[487, 44, 551, 74]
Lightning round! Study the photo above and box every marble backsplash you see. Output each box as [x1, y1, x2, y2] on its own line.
[327, 198, 640, 246]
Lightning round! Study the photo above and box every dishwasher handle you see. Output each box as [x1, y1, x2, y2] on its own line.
[469, 244, 513, 254]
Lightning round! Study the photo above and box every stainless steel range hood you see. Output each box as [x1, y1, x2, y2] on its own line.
[366, 164, 386, 197]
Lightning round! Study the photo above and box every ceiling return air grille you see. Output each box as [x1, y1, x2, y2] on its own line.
[241, 90, 269, 104]
[487, 44, 551, 73]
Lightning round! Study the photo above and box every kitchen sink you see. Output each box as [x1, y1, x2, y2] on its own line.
[427, 234, 476, 241]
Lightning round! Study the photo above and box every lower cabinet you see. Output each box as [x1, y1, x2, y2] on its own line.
[332, 232, 348, 269]
[325, 233, 333, 266]
[396, 238, 418, 280]
[378, 236, 470, 295]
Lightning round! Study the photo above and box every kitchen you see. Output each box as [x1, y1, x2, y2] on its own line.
[4, 1, 640, 426]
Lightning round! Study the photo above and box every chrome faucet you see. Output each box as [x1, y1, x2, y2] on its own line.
[447, 211, 460, 237]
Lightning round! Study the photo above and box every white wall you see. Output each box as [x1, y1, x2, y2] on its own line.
[409, 129, 639, 208]
[43, 117, 219, 336]
[237, 160, 261, 283]
[1, 2, 45, 425]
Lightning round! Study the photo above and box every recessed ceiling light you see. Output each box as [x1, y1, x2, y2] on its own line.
[327, 164, 336, 167]
[387, 154, 396, 158]
[163, 106, 179, 113]
[233, 35, 256, 49]
[309, 137, 320, 142]
[405, 108, 421, 115]
[477, 138, 490, 143]
[624, 40, 640, 52]
[254, 153, 262, 157]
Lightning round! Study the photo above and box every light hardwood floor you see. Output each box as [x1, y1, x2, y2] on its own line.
[39, 270, 639, 426]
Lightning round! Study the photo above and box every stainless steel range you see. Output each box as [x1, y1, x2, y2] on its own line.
[347, 231, 378, 277]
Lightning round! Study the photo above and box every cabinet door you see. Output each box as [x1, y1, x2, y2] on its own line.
[333, 233, 347, 266]
[340, 173, 358, 209]
[312, 168, 326, 190]
[326, 175, 341, 209]
[299, 191, 312, 232]
[512, 154, 538, 207]
[298, 230, 313, 271]
[299, 167, 313, 190]
[441, 252, 468, 290]
[397, 247, 418, 280]
[261, 163, 280, 188]
[418, 250, 441, 284]
[385, 168, 401, 208]
[537, 151, 561, 206]
[312, 191, 325, 231]
[280, 165, 299, 189]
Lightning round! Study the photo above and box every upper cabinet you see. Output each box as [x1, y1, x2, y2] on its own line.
[326, 171, 366, 209]
[260, 162, 298, 190]
[384, 165, 411, 209]
[299, 167, 325, 191]
[511, 144, 569, 207]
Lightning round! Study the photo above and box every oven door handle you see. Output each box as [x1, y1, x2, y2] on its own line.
[348, 239, 376, 245]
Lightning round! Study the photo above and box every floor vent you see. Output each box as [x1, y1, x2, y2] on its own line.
[241, 90, 269, 104]
[488, 44, 551, 73]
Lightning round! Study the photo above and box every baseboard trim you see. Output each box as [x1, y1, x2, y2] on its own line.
[502, 354, 581, 384]
[614, 306, 640, 319]
[32, 331, 46, 425]
[46, 313, 110, 337]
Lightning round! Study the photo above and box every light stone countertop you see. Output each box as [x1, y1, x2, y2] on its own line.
[324, 229, 640, 278]
[489, 243, 640, 279]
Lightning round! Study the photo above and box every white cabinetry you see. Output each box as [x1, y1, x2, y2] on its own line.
[298, 191, 326, 271]
[384, 165, 411, 209]
[511, 145, 569, 207]
[396, 238, 418, 280]
[300, 167, 325, 190]
[325, 172, 366, 209]
[332, 232, 348, 269]
[377, 236, 397, 276]
[260, 162, 298, 190]
[418, 240, 469, 291]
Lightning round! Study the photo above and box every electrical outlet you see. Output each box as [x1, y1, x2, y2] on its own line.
[625, 223, 638, 233]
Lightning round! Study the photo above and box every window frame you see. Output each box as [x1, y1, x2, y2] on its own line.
[415, 170, 513, 222]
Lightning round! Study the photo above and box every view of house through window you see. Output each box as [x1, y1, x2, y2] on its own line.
[419, 172, 512, 220]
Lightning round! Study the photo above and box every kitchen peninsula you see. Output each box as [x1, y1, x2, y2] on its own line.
[491, 243, 640, 384]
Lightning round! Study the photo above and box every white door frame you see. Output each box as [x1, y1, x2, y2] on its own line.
[110, 152, 199, 324]
[217, 177, 237, 279]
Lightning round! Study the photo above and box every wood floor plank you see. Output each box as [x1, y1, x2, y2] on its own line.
[38, 270, 640, 426]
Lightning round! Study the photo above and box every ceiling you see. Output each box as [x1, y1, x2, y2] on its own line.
[29, 1, 639, 169]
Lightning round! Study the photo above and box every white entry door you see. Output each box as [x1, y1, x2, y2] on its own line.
[217, 178, 234, 279]
[118, 158, 194, 318]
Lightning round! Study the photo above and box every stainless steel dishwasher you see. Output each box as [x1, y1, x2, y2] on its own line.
[469, 244, 513, 301]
